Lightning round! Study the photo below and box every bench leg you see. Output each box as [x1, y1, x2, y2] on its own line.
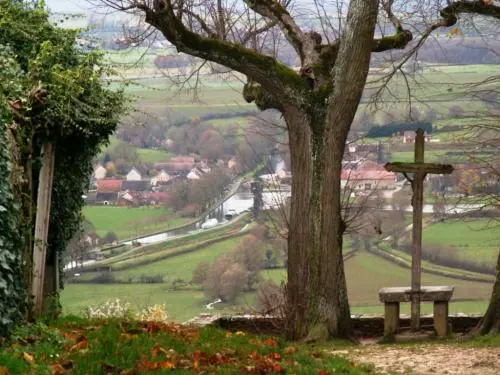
[433, 301, 449, 337]
[384, 302, 400, 336]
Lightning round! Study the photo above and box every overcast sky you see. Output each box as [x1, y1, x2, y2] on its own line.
[45, 0, 92, 12]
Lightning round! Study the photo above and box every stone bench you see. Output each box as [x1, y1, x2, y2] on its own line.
[379, 286, 454, 337]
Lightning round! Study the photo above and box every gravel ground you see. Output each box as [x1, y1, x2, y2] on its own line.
[329, 344, 500, 375]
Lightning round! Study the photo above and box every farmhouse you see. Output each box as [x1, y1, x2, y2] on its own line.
[96, 178, 123, 203]
[341, 162, 397, 191]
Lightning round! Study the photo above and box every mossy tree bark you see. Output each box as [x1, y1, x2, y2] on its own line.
[107, 0, 500, 340]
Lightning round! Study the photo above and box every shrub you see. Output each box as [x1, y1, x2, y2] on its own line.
[138, 274, 164, 284]
[90, 271, 117, 284]
[219, 263, 249, 303]
[102, 231, 119, 244]
[191, 261, 209, 284]
[257, 280, 286, 318]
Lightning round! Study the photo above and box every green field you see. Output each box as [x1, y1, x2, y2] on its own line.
[110, 59, 500, 128]
[261, 252, 493, 307]
[83, 206, 188, 239]
[61, 251, 493, 322]
[136, 147, 170, 163]
[423, 219, 499, 266]
[390, 150, 445, 163]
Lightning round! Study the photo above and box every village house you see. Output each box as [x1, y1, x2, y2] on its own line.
[150, 170, 171, 186]
[96, 178, 123, 204]
[93, 165, 107, 180]
[187, 167, 204, 180]
[155, 155, 195, 175]
[403, 130, 431, 144]
[126, 167, 142, 181]
[341, 161, 397, 191]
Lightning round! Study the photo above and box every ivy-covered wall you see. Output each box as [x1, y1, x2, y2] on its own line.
[0, 1, 125, 322]
[0, 122, 26, 338]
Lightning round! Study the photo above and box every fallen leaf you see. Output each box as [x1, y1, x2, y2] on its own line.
[0, 366, 9, 375]
[138, 358, 176, 371]
[272, 362, 285, 373]
[284, 346, 298, 354]
[151, 344, 168, 358]
[235, 331, 246, 336]
[62, 331, 82, 342]
[157, 361, 176, 369]
[69, 336, 88, 352]
[225, 332, 233, 338]
[51, 364, 66, 375]
[249, 351, 260, 361]
[263, 338, 278, 347]
[269, 352, 282, 361]
[23, 352, 35, 365]
[318, 371, 331, 375]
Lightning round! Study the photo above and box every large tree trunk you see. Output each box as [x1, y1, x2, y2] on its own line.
[476, 251, 500, 335]
[284, 0, 380, 341]
[284, 103, 352, 340]
[285, 106, 315, 340]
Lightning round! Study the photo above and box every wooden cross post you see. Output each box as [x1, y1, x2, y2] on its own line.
[385, 129, 453, 331]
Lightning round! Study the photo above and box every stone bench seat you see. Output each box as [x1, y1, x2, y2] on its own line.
[379, 286, 454, 337]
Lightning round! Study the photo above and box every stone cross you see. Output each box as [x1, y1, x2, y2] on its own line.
[384, 129, 453, 331]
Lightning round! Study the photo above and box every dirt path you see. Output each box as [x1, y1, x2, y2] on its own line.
[330, 344, 500, 375]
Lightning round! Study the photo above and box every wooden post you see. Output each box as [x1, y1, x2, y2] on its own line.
[385, 129, 454, 332]
[32, 143, 56, 316]
[410, 129, 425, 331]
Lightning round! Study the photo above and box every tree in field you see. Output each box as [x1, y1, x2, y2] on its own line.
[101, 0, 500, 339]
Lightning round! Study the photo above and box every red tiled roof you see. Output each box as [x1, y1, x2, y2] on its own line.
[97, 179, 123, 192]
[170, 156, 195, 164]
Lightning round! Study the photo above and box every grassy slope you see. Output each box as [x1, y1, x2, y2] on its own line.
[82, 206, 188, 239]
[62, 251, 493, 322]
[1, 318, 373, 375]
[111, 236, 248, 280]
[423, 219, 499, 265]
[261, 252, 493, 307]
